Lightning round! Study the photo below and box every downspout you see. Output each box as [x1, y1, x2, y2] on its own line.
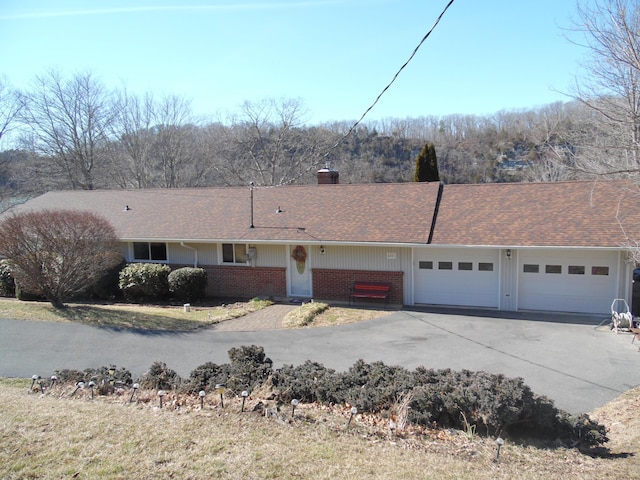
[427, 181, 444, 244]
[180, 242, 198, 267]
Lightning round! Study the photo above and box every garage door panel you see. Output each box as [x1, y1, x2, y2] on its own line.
[518, 250, 617, 314]
[414, 249, 499, 308]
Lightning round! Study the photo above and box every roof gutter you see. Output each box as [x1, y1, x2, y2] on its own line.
[180, 242, 198, 267]
[427, 181, 444, 244]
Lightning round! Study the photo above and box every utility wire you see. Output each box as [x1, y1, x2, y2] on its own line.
[321, 0, 456, 162]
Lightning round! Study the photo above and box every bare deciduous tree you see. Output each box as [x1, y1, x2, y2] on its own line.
[570, 0, 640, 179]
[210, 98, 334, 186]
[0, 210, 123, 308]
[0, 76, 24, 144]
[21, 70, 115, 190]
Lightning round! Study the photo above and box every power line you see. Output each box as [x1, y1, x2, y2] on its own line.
[322, 0, 456, 162]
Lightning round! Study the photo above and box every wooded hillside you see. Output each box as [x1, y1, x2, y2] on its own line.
[0, 93, 621, 203]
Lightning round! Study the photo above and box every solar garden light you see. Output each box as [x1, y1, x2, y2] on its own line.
[129, 383, 139, 403]
[88, 381, 95, 400]
[49, 375, 58, 388]
[158, 390, 166, 408]
[291, 398, 299, 417]
[108, 367, 116, 385]
[241, 391, 249, 412]
[214, 384, 226, 408]
[347, 406, 358, 427]
[71, 381, 85, 396]
[30, 375, 39, 391]
[495, 437, 504, 461]
[199, 390, 206, 409]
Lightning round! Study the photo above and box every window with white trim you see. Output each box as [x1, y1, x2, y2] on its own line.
[133, 242, 167, 261]
[222, 243, 247, 264]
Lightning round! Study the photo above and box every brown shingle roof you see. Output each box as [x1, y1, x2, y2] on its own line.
[8, 180, 640, 247]
[8, 182, 442, 244]
[430, 180, 640, 247]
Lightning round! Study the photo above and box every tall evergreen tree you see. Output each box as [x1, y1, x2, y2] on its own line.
[414, 142, 440, 182]
[414, 143, 429, 182]
[426, 143, 440, 182]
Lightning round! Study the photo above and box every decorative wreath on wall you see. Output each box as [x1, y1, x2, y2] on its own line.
[291, 245, 307, 263]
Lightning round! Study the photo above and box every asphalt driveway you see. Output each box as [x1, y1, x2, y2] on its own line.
[1, 307, 638, 415]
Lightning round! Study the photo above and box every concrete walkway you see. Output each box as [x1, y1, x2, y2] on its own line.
[1, 305, 639, 415]
[211, 304, 296, 331]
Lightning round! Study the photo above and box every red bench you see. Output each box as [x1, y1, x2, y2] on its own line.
[349, 281, 391, 308]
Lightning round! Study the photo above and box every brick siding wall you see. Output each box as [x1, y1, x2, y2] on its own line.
[200, 265, 287, 299]
[312, 269, 404, 305]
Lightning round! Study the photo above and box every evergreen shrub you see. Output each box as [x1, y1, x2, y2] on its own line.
[168, 267, 207, 302]
[118, 263, 171, 301]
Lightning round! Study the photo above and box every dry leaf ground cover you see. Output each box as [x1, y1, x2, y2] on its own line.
[1, 379, 639, 479]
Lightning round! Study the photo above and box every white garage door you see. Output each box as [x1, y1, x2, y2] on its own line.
[518, 250, 618, 314]
[414, 249, 499, 308]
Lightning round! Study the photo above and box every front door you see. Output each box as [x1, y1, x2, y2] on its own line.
[289, 245, 312, 297]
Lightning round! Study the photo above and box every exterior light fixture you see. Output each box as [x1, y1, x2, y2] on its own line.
[347, 406, 358, 427]
[215, 384, 226, 408]
[495, 437, 504, 461]
[291, 398, 299, 417]
[158, 390, 166, 408]
[241, 390, 249, 412]
[129, 383, 139, 403]
[506, 249, 512, 258]
[319, 246, 326, 255]
[71, 381, 84, 396]
[199, 390, 206, 409]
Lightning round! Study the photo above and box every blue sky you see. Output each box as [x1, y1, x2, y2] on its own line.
[1, 0, 588, 125]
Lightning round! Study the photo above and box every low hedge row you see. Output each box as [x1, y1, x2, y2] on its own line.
[50, 345, 608, 448]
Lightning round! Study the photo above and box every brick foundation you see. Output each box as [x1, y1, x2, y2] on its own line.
[312, 269, 404, 305]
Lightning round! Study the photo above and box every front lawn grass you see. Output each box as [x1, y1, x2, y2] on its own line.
[0, 297, 272, 331]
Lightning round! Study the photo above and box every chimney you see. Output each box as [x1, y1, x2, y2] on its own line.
[317, 161, 339, 185]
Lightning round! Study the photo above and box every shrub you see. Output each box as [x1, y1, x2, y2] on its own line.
[119, 263, 171, 301]
[226, 345, 273, 393]
[343, 360, 414, 412]
[86, 258, 126, 300]
[138, 361, 181, 390]
[168, 267, 207, 302]
[272, 360, 344, 404]
[185, 362, 231, 393]
[0, 259, 15, 297]
[52, 368, 85, 384]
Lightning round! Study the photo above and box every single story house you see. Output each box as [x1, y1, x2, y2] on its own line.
[6, 171, 640, 315]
